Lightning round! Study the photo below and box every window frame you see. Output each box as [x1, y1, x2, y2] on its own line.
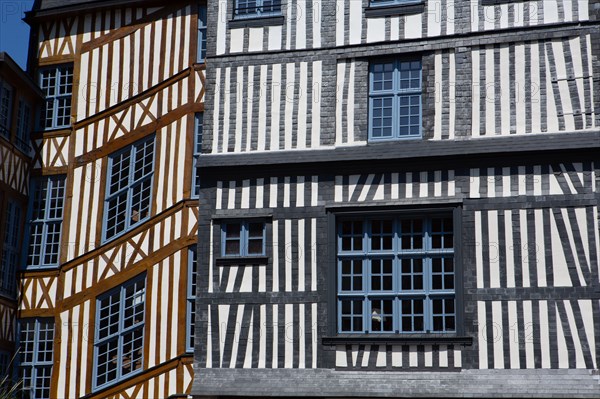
[0, 79, 13, 139]
[1, 199, 22, 297]
[328, 207, 464, 340]
[93, 274, 146, 391]
[368, 58, 423, 141]
[102, 135, 156, 243]
[198, 4, 207, 63]
[24, 175, 66, 269]
[369, 0, 423, 7]
[16, 98, 32, 153]
[192, 112, 203, 198]
[39, 64, 73, 130]
[17, 318, 55, 399]
[186, 246, 198, 352]
[233, 0, 282, 20]
[221, 220, 267, 257]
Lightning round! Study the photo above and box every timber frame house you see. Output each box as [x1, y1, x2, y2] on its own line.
[3, 0, 600, 398]
[12, 0, 206, 397]
[193, 0, 600, 398]
[0, 51, 42, 380]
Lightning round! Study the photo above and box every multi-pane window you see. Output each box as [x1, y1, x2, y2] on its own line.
[94, 275, 145, 389]
[0, 81, 13, 139]
[198, 5, 207, 63]
[370, 0, 422, 6]
[104, 136, 155, 241]
[26, 176, 66, 268]
[1, 200, 22, 297]
[187, 246, 198, 352]
[18, 318, 54, 399]
[16, 99, 31, 152]
[337, 215, 455, 334]
[192, 112, 203, 197]
[222, 221, 266, 257]
[234, 0, 282, 19]
[39, 65, 73, 129]
[369, 59, 422, 140]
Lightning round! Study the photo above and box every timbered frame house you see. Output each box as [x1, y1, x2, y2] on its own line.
[194, 0, 600, 397]
[15, 0, 207, 397]
[0, 51, 42, 379]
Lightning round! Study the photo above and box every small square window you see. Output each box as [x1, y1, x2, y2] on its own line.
[221, 221, 266, 257]
[234, 0, 282, 19]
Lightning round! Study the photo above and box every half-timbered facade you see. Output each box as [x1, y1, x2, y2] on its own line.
[194, 0, 600, 397]
[0, 52, 42, 379]
[17, 1, 206, 397]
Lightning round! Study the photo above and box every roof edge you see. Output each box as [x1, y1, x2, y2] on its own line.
[24, 0, 172, 23]
[0, 52, 44, 97]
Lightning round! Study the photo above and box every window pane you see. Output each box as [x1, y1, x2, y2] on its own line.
[400, 258, 423, 291]
[370, 298, 394, 332]
[371, 219, 393, 251]
[340, 221, 363, 252]
[225, 240, 241, 255]
[340, 259, 363, 292]
[370, 258, 393, 291]
[400, 298, 425, 332]
[340, 299, 363, 333]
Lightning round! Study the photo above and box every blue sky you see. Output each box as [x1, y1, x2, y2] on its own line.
[0, 0, 35, 69]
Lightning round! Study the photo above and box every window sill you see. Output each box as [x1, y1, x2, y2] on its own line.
[229, 15, 285, 29]
[322, 335, 473, 346]
[365, 2, 425, 18]
[216, 256, 269, 266]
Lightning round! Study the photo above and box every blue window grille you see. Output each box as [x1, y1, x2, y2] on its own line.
[187, 246, 198, 352]
[39, 65, 73, 129]
[1, 200, 22, 297]
[337, 216, 455, 334]
[103, 136, 155, 241]
[192, 113, 203, 198]
[16, 99, 32, 152]
[198, 5, 207, 63]
[0, 80, 13, 139]
[234, 0, 282, 19]
[26, 176, 66, 269]
[93, 275, 146, 390]
[370, 0, 423, 6]
[18, 318, 54, 399]
[369, 59, 422, 140]
[221, 221, 266, 257]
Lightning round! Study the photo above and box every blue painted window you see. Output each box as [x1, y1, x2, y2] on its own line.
[187, 246, 198, 352]
[192, 113, 203, 198]
[94, 275, 146, 390]
[0, 80, 13, 139]
[39, 65, 73, 129]
[370, 0, 422, 6]
[369, 59, 422, 140]
[18, 318, 54, 399]
[234, 0, 282, 19]
[26, 176, 66, 269]
[198, 5, 207, 63]
[16, 99, 32, 152]
[104, 136, 155, 241]
[222, 221, 266, 257]
[337, 216, 455, 334]
[1, 200, 22, 297]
